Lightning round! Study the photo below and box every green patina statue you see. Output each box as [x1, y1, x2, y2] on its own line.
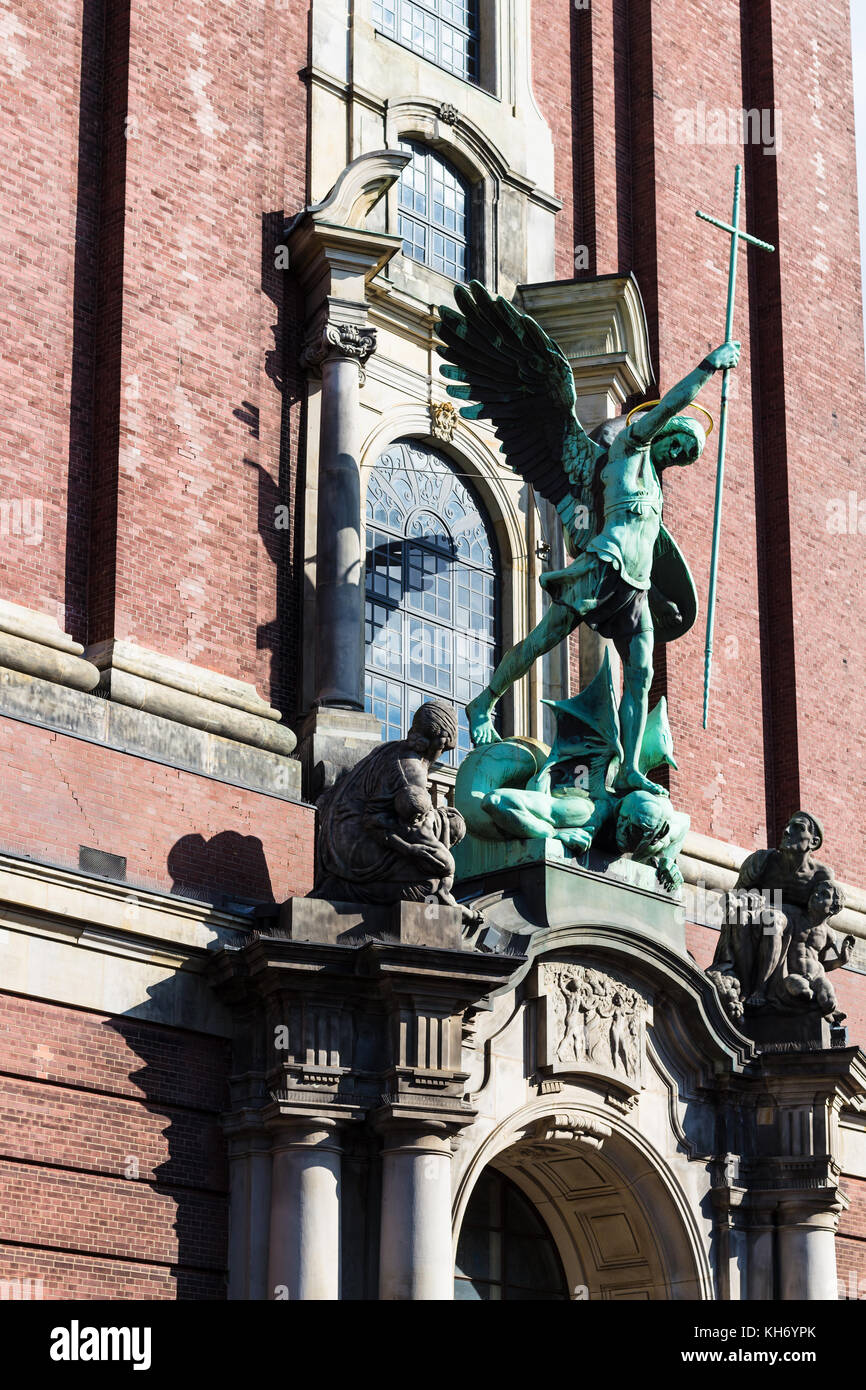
[453, 651, 690, 892]
[436, 280, 740, 795]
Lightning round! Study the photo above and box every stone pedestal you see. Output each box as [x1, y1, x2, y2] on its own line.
[455, 846, 688, 957]
[738, 1009, 847, 1053]
[296, 705, 383, 802]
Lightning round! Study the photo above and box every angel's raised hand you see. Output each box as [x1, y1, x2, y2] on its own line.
[706, 341, 741, 371]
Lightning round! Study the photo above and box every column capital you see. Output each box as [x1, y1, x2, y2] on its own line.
[265, 1111, 346, 1156]
[370, 1110, 468, 1153]
[300, 319, 378, 382]
[776, 1193, 847, 1230]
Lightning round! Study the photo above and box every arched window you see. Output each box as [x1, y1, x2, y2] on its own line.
[365, 438, 498, 765]
[373, 0, 479, 82]
[455, 1169, 569, 1300]
[397, 140, 471, 281]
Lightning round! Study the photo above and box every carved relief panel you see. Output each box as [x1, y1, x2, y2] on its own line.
[531, 960, 651, 1096]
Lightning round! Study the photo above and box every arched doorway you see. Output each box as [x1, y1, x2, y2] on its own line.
[454, 1167, 570, 1300]
[454, 1109, 709, 1301]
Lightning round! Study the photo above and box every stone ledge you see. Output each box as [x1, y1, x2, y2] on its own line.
[0, 852, 249, 1034]
[0, 599, 99, 691]
[0, 665, 302, 801]
[0, 849, 248, 952]
[86, 638, 295, 755]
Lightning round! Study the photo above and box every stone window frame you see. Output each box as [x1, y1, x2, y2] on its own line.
[396, 139, 473, 282]
[384, 102, 506, 298]
[363, 436, 501, 765]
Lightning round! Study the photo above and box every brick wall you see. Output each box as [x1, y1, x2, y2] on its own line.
[530, 0, 575, 280]
[838, 1175, 866, 1299]
[0, 716, 315, 903]
[0, 1, 88, 630]
[0, 992, 230, 1299]
[1, 0, 310, 718]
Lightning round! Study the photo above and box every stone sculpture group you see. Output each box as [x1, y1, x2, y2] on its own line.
[708, 812, 854, 1026]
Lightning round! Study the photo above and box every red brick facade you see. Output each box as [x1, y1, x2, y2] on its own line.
[0, 993, 230, 1299]
[0, 715, 314, 902]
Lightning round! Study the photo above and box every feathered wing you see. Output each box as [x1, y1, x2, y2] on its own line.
[436, 281, 602, 553]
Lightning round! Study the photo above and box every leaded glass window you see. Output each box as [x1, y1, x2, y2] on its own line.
[397, 140, 470, 282]
[372, 0, 479, 82]
[455, 1169, 569, 1300]
[365, 438, 498, 765]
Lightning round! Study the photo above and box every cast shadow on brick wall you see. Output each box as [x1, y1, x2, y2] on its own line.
[234, 210, 307, 723]
[168, 830, 274, 908]
[105, 999, 232, 1300]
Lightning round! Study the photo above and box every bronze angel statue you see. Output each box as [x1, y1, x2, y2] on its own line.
[437, 280, 740, 797]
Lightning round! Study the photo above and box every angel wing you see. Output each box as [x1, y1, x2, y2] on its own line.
[436, 280, 603, 553]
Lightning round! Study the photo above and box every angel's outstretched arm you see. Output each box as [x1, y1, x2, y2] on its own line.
[630, 342, 740, 446]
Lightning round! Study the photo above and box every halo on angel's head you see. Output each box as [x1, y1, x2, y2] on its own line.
[626, 399, 715, 436]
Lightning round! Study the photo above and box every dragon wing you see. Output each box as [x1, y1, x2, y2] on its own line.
[639, 696, 678, 777]
[534, 650, 623, 796]
[436, 281, 602, 552]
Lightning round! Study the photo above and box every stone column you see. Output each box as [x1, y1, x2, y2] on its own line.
[302, 320, 377, 709]
[745, 1208, 775, 1301]
[776, 1199, 842, 1301]
[267, 1117, 343, 1301]
[378, 1121, 455, 1301]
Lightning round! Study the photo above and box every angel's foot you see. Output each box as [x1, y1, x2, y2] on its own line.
[466, 692, 501, 746]
[556, 826, 593, 852]
[617, 769, 670, 797]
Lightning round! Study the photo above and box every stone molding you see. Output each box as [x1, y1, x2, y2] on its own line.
[85, 637, 296, 757]
[208, 901, 520, 1131]
[0, 665, 301, 800]
[285, 150, 409, 314]
[0, 850, 246, 1034]
[0, 599, 99, 692]
[518, 273, 655, 428]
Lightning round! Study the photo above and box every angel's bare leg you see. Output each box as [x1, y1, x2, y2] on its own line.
[466, 602, 577, 745]
[613, 617, 668, 796]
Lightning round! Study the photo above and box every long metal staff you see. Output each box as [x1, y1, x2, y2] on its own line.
[696, 164, 775, 728]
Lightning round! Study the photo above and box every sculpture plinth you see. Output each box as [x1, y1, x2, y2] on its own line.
[457, 842, 688, 959]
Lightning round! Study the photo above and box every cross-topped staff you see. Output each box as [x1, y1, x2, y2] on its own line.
[696, 164, 775, 728]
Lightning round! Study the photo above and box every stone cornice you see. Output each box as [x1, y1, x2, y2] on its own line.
[518, 273, 655, 423]
[0, 849, 247, 955]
